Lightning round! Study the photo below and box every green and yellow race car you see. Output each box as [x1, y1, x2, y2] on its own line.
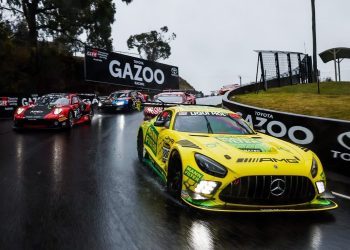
[137, 105, 338, 212]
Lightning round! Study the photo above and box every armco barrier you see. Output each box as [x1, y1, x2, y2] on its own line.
[223, 84, 350, 175]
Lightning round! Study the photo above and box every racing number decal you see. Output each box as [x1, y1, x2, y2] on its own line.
[162, 144, 170, 163]
[74, 108, 82, 119]
[145, 125, 159, 155]
[135, 100, 142, 111]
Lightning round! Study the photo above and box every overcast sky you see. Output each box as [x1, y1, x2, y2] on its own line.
[112, 0, 350, 93]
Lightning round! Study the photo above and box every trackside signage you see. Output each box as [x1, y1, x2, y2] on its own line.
[84, 46, 179, 90]
[223, 86, 350, 175]
[0, 94, 39, 118]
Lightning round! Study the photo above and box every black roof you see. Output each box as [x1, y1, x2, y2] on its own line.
[319, 47, 350, 63]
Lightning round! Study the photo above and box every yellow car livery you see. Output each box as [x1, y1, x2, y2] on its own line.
[137, 105, 337, 212]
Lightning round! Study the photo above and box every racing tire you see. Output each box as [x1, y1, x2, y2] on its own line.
[167, 151, 183, 199]
[66, 111, 74, 129]
[137, 130, 145, 163]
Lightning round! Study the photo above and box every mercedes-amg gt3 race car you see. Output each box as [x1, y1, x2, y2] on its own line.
[13, 93, 93, 129]
[137, 106, 337, 212]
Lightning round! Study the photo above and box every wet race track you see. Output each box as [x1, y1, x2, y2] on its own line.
[1, 97, 350, 250]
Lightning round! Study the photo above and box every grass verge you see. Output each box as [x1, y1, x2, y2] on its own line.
[231, 82, 350, 120]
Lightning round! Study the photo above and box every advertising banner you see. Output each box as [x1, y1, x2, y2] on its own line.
[0, 94, 39, 118]
[223, 88, 350, 175]
[84, 46, 179, 90]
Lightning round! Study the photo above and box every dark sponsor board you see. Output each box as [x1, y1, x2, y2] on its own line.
[0, 94, 39, 118]
[84, 46, 179, 90]
[223, 85, 350, 175]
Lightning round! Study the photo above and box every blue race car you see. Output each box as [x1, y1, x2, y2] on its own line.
[98, 90, 143, 112]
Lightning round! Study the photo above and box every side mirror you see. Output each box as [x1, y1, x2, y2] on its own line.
[154, 120, 165, 127]
[154, 120, 170, 128]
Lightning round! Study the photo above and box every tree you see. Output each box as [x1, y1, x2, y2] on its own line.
[0, 0, 133, 51]
[311, 0, 318, 83]
[127, 26, 176, 62]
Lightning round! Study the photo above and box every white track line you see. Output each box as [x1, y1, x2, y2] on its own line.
[332, 192, 350, 200]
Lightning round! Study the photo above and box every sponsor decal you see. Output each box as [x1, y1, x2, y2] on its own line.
[184, 166, 203, 183]
[58, 117, 67, 122]
[255, 111, 273, 119]
[30, 110, 43, 114]
[180, 111, 227, 116]
[215, 137, 273, 152]
[85, 46, 178, 90]
[109, 60, 165, 86]
[0, 97, 8, 106]
[338, 131, 350, 151]
[171, 67, 178, 77]
[237, 111, 314, 145]
[239, 148, 263, 152]
[21, 97, 38, 106]
[205, 143, 219, 148]
[145, 125, 159, 155]
[236, 157, 300, 164]
[164, 136, 174, 145]
[86, 48, 108, 61]
[331, 131, 350, 162]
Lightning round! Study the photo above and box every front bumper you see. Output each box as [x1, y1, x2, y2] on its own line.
[181, 191, 338, 212]
[98, 103, 131, 111]
[13, 117, 67, 129]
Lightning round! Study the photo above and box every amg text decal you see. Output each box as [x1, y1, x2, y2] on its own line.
[236, 157, 300, 164]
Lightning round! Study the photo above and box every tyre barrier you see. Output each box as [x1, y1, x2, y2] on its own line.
[222, 84, 350, 175]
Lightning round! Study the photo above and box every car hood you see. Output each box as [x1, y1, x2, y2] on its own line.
[178, 133, 312, 177]
[23, 105, 54, 117]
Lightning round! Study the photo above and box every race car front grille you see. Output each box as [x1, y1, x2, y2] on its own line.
[219, 176, 316, 205]
[15, 119, 58, 128]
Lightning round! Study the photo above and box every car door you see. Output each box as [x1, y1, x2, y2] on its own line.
[71, 96, 82, 119]
[154, 110, 175, 169]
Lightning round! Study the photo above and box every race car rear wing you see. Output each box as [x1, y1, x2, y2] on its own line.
[142, 101, 219, 108]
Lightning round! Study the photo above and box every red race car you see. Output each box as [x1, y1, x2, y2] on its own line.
[13, 93, 93, 129]
[143, 91, 196, 120]
[219, 84, 240, 95]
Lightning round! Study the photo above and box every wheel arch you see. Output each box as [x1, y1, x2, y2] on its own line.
[167, 147, 183, 176]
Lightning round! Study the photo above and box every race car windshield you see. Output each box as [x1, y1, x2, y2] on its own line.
[156, 95, 183, 103]
[37, 96, 69, 106]
[110, 92, 129, 99]
[174, 114, 254, 135]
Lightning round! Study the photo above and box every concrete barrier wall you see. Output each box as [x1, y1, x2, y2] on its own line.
[223, 84, 350, 175]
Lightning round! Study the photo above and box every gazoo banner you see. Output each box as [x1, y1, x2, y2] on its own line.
[84, 46, 179, 90]
[0, 94, 39, 118]
[223, 89, 350, 176]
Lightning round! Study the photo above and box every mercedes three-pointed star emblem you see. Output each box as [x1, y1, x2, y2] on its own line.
[270, 178, 286, 196]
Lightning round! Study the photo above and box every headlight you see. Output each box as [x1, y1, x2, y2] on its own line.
[98, 102, 102, 107]
[310, 157, 318, 178]
[194, 180, 220, 195]
[195, 153, 227, 178]
[16, 107, 25, 114]
[53, 108, 63, 115]
[316, 181, 325, 194]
